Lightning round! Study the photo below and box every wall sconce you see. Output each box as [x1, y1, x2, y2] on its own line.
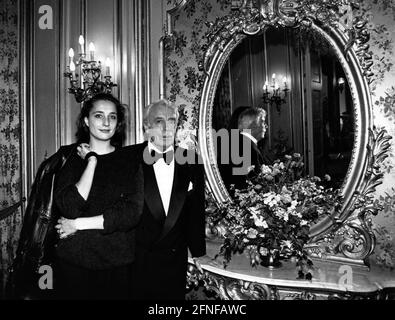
[338, 77, 345, 94]
[262, 74, 289, 114]
[64, 35, 117, 103]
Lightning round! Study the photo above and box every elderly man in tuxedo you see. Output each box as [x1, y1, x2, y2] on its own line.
[129, 99, 208, 300]
[56, 99, 209, 300]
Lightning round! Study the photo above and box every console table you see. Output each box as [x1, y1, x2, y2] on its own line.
[187, 240, 395, 300]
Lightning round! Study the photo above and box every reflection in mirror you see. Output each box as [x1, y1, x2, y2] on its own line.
[213, 26, 354, 192]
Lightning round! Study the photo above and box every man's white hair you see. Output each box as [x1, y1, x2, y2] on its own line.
[143, 99, 179, 129]
[238, 107, 266, 130]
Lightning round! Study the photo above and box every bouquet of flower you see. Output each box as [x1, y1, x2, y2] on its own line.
[206, 154, 343, 278]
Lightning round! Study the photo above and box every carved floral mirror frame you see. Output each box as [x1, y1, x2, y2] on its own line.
[163, 0, 391, 267]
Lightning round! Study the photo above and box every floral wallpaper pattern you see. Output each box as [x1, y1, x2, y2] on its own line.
[164, 0, 395, 269]
[0, 0, 22, 296]
[358, 1, 395, 270]
[164, 0, 232, 148]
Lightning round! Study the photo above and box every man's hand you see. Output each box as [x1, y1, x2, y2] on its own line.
[56, 217, 78, 239]
[193, 255, 221, 273]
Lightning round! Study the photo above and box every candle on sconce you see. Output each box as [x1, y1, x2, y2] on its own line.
[272, 73, 276, 87]
[283, 76, 288, 89]
[79, 35, 85, 54]
[68, 48, 74, 64]
[105, 57, 111, 76]
[89, 42, 95, 61]
[263, 80, 269, 92]
[70, 60, 76, 78]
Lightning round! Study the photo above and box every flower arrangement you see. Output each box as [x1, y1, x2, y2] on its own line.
[206, 154, 343, 279]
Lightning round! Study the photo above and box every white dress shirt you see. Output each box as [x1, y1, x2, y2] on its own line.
[148, 142, 175, 216]
[240, 131, 258, 146]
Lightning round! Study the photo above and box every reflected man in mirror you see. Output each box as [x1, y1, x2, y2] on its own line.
[221, 107, 270, 190]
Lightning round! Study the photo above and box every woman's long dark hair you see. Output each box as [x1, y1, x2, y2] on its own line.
[75, 93, 126, 147]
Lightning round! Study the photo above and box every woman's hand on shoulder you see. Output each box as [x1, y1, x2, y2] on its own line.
[77, 143, 93, 160]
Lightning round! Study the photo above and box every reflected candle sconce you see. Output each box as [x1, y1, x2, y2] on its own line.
[64, 35, 117, 103]
[262, 73, 289, 114]
[337, 77, 345, 94]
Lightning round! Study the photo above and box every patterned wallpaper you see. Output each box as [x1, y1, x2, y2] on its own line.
[164, 0, 233, 148]
[0, 0, 22, 295]
[359, 0, 395, 270]
[164, 0, 395, 269]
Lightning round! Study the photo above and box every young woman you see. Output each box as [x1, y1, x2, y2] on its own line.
[53, 93, 143, 299]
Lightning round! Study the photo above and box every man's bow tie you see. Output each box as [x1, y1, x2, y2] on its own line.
[150, 150, 174, 165]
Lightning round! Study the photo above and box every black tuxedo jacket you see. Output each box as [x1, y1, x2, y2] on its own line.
[220, 132, 267, 190]
[127, 142, 206, 300]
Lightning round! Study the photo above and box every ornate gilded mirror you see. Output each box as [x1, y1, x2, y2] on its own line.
[163, 0, 391, 266]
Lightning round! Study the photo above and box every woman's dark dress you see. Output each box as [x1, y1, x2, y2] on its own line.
[54, 148, 143, 299]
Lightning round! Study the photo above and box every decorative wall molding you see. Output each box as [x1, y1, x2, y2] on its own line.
[20, 0, 35, 211]
[117, 0, 148, 144]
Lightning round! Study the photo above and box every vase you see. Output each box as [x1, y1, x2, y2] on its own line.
[260, 250, 282, 269]
[205, 221, 226, 240]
